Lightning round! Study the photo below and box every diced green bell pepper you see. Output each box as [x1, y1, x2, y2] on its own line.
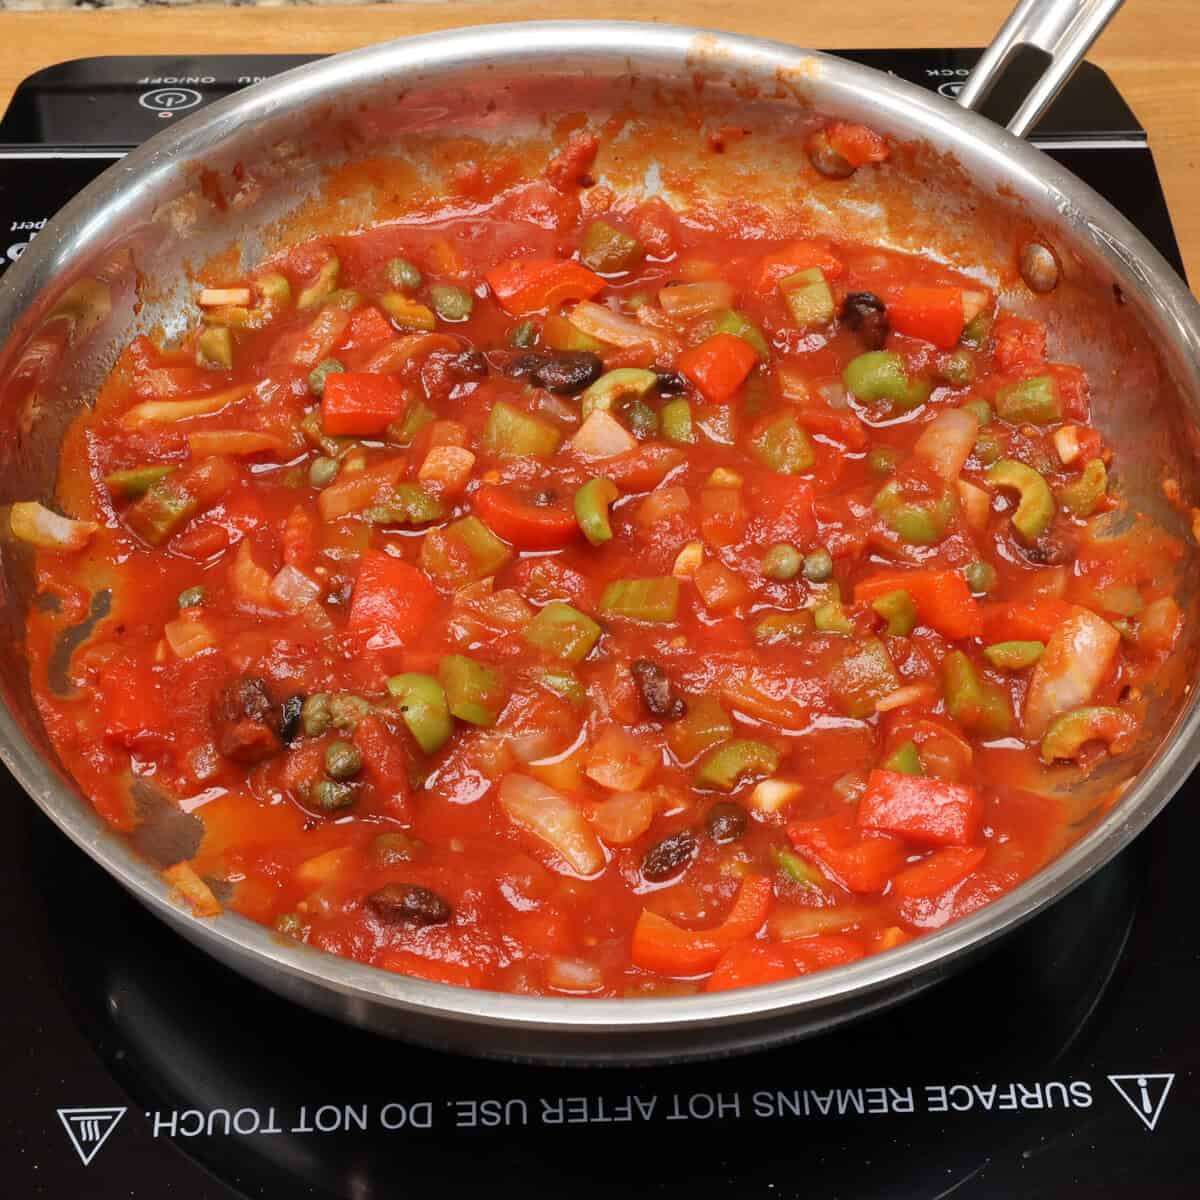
[125, 476, 200, 545]
[535, 668, 587, 706]
[365, 483, 445, 527]
[986, 458, 1055, 541]
[387, 399, 435, 447]
[772, 846, 823, 886]
[438, 654, 506, 727]
[883, 740, 923, 776]
[873, 480, 952, 545]
[843, 350, 931, 410]
[581, 368, 657, 419]
[297, 257, 340, 309]
[524, 601, 602, 664]
[661, 398, 695, 445]
[380, 292, 436, 331]
[197, 325, 234, 369]
[871, 588, 917, 636]
[695, 739, 781, 791]
[1039, 705, 1135, 764]
[754, 611, 815, 645]
[105, 464, 174, 499]
[483, 401, 561, 458]
[995, 374, 1060, 424]
[942, 650, 1012, 739]
[422, 515, 513, 584]
[386, 673, 453, 754]
[712, 309, 770, 360]
[599, 576, 680, 623]
[983, 640, 1045, 671]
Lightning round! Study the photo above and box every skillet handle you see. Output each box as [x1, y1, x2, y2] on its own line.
[956, 0, 1125, 138]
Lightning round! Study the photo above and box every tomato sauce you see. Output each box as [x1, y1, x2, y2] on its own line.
[21, 122, 1185, 997]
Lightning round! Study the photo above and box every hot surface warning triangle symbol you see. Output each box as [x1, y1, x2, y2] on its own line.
[56, 1106, 127, 1165]
[1107, 1074, 1175, 1131]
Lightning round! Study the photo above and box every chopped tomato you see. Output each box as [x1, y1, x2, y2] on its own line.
[705, 935, 865, 992]
[891, 846, 987, 900]
[347, 550, 440, 652]
[992, 315, 1047, 373]
[787, 816, 907, 894]
[339, 305, 395, 351]
[545, 131, 599, 191]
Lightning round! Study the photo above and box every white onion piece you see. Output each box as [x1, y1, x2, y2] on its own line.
[568, 301, 680, 358]
[164, 615, 217, 659]
[1023, 610, 1121, 738]
[269, 564, 323, 611]
[546, 956, 604, 994]
[9, 501, 97, 551]
[570, 410, 637, 459]
[499, 774, 605, 876]
[914, 408, 979, 480]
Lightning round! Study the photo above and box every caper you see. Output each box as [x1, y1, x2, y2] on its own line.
[762, 543, 802, 581]
[973, 429, 1004, 465]
[965, 561, 998, 595]
[177, 585, 206, 609]
[429, 284, 474, 322]
[867, 445, 900, 476]
[301, 692, 332, 737]
[325, 740, 363, 780]
[370, 831, 424, 866]
[329, 693, 369, 733]
[940, 348, 976, 387]
[311, 778, 356, 812]
[510, 320, 537, 348]
[802, 547, 834, 582]
[386, 257, 422, 291]
[623, 398, 659, 440]
[309, 456, 339, 489]
[308, 357, 345, 397]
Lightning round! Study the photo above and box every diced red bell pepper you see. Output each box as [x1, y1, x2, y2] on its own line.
[891, 845, 987, 900]
[853, 569, 982, 640]
[347, 549, 440, 653]
[705, 934, 865, 992]
[979, 598, 1080, 644]
[857, 769, 983, 847]
[630, 874, 773, 977]
[339, 306, 396, 351]
[825, 120, 890, 167]
[787, 816, 907, 894]
[375, 948, 487, 989]
[677, 333, 759, 405]
[321, 372, 408, 436]
[545, 130, 600, 191]
[485, 258, 605, 316]
[992, 315, 1047, 373]
[752, 239, 845, 294]
[888, 286, 966, 350]
[473, 484, 580, 550]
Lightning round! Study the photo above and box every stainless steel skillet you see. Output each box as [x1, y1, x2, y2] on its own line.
[0, 5, 1198, 1064]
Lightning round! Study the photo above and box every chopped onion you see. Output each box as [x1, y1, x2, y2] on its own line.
[499, 774, 605, 876]
[956, 479, 991, 530]
[584, 725, 659, 792]
[9, 501, 97, 551]
[874, 682, 936, 713]
[962, 289, 989, 324]
[188, 430, 285, 458]
[294, 847, 354, 889]
[1023, 610, 1121, 738]
[122, 382, 251, 427]
[749, 778, 804, 815]
[198, 287, 252, 308]
[511, 728, 568, 765]
[363, 332, 459, 373]
[658, 280, 735, 319]
[1053, 425, 1082, 465]
[570, 410, 637, 459]
[589, 790, 656, 846]
[162, 862, 222, 918]
[769, 903, 872, 941]
[269, 563, 323, 611]
[546, 956, 604, 994]
[164, 615, 217, 659]
[568, 300, 680, 358]
[816, 378, 849, 409]
[914, 408, 979, 480]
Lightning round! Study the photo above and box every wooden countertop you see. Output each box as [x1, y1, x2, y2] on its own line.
[2, 1, 1198, 280]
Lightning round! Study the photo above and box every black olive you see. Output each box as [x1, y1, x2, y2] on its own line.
[808, 128, 855, 180]
[279, 694, 304, 744]
[642, 830, 698, 883]
[366, 883, 452, 927]
[506, 350, 603, 394]
[630, 659, 686, 720]
[705, 802, 748, 845]
[842, 292, 889, 350]
[213, 676, 281, 764]
[1020, 533, 1074, 566]
[654, 370, 688, 396]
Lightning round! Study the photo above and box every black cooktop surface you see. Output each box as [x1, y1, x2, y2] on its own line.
[0, 49, 1193, 1200]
